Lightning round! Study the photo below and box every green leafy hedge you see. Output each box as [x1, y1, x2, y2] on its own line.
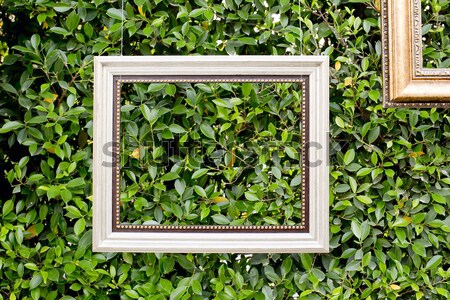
[0, 0, 449, 299]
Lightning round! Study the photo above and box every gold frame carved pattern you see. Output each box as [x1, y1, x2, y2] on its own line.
[382, 0, 450, 107]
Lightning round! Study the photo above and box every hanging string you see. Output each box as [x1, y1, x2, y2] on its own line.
[119, 0, 124, 162]
[120, 0, 125, 56]
[299, 0, 303, 55]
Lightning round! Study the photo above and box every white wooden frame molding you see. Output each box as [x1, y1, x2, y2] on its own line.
[93, 56, 329, 253]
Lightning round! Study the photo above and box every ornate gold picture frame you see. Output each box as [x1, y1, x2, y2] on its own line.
[382, 0, 450, 107]
[93, 56, 329, 253]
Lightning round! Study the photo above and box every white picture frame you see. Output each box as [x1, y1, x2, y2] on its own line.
[93, 56, 329, 253]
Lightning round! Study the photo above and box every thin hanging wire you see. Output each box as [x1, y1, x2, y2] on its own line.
[120, 0, 125, 56]
[299, 0, 303, 55]
[119, 0, 124, 170]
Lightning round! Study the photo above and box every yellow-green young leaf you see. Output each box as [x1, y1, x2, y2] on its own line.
[158, 279, 173, 293]
[356, 167, 372, 177]
[356, 195, 372, 204]
[66, 11, 80, 32]
[349, 177, 357, 193]
[335, 116, 345, 128]
[161, 172, 179, 181]
[343, 149, 355, 165]
[368, 90, 380, 101]
[412, 243, 427, 257]
[362, 252, 372, 267]
[300, 253, 313, 271]
[64, 263, 76, 274]
[200, 207, 210, 220]
[74, 218, 85, 236]
[281, 129, 289, 142]
[47, 186, 60, 199]
[124, 290, 139, 299]
[392, 217, 411, 227]
[431, 193, 446, 204]
[123, 252, 133, 265]
[300, 291, 313, 298]
[166, 84, 176, 96]
[193, 185, 207, 198]
[437, 288, 449, 297]
[191, 280, 202, 295]
[66, 178, 85, 189]
[60, 189, 72, 202]
[0, 121, 23, 133]
[2, 200, 14, 216]
[360, 122, 371, 137]
[24, 263, 39, 271]
[65, 206, 82, 218]
[441, 177, 450, 184]
[242, 83, 252, 97]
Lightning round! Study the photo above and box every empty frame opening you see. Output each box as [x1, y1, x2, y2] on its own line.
[421, 0, 450, 68]
[112, 76, 309, 232]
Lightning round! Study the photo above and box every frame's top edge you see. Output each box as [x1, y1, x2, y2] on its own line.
[94, 55, 329, 63]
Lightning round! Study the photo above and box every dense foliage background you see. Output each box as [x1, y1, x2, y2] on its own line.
[0, 0, 449, 299]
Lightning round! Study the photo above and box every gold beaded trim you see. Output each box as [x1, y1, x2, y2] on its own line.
[383, 101, 450, 108]
[117, 78, 303, 83]
[113, 77, 308, 231]
[115, 225, 304, 230]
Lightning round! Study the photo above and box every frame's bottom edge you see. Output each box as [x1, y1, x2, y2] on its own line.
[93, 249, 330, 254]
[93, 242, 329, 253]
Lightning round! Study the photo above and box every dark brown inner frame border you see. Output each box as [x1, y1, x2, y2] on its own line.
[112, 75, 310, 233]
